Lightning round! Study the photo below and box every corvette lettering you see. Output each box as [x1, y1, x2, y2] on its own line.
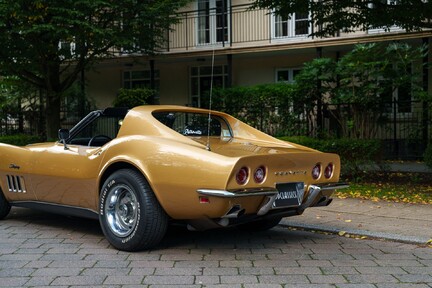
[274, 170, 306, 176]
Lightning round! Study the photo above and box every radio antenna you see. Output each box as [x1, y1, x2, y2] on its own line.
[206, 48, 215, 151]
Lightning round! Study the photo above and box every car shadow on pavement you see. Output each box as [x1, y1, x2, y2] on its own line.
[4, 207, 326, 251]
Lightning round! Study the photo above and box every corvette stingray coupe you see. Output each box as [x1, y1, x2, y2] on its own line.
[0, 105, 347, 251]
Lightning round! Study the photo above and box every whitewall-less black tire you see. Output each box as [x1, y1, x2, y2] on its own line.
[99, 169, 168, 251]
[0, 190, 11, 220]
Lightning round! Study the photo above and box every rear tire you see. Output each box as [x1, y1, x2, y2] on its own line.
[0, 190, 11, 220]
[99, 169, 168, 251]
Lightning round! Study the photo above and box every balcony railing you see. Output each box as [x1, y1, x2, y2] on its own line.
[164, 4, 315, 53]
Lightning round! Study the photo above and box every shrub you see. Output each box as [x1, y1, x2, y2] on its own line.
[0, 134, 43, 146]
[278, 136, 382, 177]
[206, 83, 303, 136]
[113, 88, 155, 108]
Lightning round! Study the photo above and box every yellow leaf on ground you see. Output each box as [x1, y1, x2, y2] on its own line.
[338, 231, 346, 236]
[345, 220, 352, 223]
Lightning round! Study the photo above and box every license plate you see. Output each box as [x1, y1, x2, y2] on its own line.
[272, 182, 305, 208]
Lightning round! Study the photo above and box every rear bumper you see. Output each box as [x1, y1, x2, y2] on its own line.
[197, 182, 349, 216]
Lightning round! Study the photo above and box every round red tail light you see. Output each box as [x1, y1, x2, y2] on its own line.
[312, 163, 321, 180]
[324, 163, 334, 179]
[236, 167, 249, 185]
[254, 166, 266, 183]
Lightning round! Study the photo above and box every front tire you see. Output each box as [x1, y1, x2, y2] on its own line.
[0, 190, 11, 220]
[99, 169, 168, 251]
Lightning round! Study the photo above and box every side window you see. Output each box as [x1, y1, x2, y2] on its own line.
[70, 116, 123, 146]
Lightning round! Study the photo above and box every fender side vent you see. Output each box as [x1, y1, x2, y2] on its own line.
[6, 175, 27, 193]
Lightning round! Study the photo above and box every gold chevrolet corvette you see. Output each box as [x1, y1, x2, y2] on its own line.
[0, 105, 347, 251]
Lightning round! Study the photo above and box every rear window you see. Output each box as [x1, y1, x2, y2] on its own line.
[152, 111, 232, 138]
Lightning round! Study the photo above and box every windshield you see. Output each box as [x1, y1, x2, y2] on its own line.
[152, 111, 232, 138]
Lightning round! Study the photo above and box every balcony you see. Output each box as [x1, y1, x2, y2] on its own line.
[163, 4, 315, 53]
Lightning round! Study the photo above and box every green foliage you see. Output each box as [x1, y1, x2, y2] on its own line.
[279, 136, 382, 176]
[252, 0, 432, 37]
[113, 88, 154, 108]
[425, 143, 432, 169]
[0, 0, 191, 139]
[292, 42, 427, 139]
[0, 134, 43, 146]
[207, 83, 302, 136]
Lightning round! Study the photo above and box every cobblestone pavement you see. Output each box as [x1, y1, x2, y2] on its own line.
[1, 207, 431, 288]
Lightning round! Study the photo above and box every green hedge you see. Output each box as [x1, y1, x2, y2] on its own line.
[278, 136, 382, 176]
[0, 134, 44, 146]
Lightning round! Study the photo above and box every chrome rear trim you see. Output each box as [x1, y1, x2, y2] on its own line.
[315, 183, 349, 191]
[197, 188, 278, 198]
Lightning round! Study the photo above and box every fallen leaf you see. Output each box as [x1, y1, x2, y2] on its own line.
[345, 220, 352, 223]
[338, 231, 346, 236]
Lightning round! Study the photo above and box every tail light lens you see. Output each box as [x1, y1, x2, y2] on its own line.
[324, 163, 334, 179]
[254, 166, 266, 183]
[312, 163, 321, 180]
[236, 167, 249, 185]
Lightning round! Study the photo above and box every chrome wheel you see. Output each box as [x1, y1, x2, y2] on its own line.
[99, 169, 168, 251]
[105, 184, 138, 237]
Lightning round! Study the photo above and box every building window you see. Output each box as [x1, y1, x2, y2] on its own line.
[197, 0, 229, 45]
[276, 68, 301, 83]
[190, 65, 228, 107]
[123, 70, 160, 103]
[272, 12, 310, 39]
[368, 0, 402, 34]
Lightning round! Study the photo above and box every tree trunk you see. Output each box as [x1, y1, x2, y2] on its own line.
[45, 91, 61, 141]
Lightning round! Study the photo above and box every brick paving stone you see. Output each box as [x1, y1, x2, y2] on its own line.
[394, 274, 432, 283]
[376, 284, 431, 288]
[94, 260, 131, 268]
[308, 274, 348, 284]
[81, 267, 131, 276]
[0, 276, 30, 287]
[31, 267, 83, 277]
[284, 285, 335, 288]
[243, 285, 284, 288]
[274, 267, 322, 275]
[174, 260, 219, 268]
[143, 275, 195, 285]
[1, 207, 432, 287]
[197, 285, 241, 288]
[24, 276, 56, 287]
[195, 275, 220, 285]
[220, 275, 258, 284]
[51, 275, 106, 286]
[128, 268, 156, 276]
[355, 266, 408, 274]
[321, 266, 359, 275]
[154, 267, 202, 275]
[104, 275, 144, 285]
[345, 274, 399, 283]
[48, 260, 96, 268]
[257, 275, 310, 284]
[220, 260, 253, 267]
[202, 267, 238, 275]
[130, 260, 174, 268]
[0, 268, 35, 277]
[239, 267, 275, 275]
